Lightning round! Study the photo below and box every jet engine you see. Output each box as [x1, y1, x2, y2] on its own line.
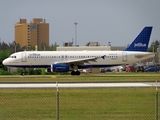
[51, 64, 69, 72]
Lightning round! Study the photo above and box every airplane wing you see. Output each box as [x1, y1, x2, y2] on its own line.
[54, 55, 106, 65]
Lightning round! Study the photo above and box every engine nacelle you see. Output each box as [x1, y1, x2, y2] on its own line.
[51, 64, 69, 72]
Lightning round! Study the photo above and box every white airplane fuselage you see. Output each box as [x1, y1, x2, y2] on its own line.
[3, 51, 154, 68]
[2, 26, 154, 75]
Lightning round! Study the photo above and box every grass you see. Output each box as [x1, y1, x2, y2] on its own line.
[0, 72, 160, 82]
[0, 88, 158, 120]
[0, 90, 56, 119]
[0, 73, 160, 119]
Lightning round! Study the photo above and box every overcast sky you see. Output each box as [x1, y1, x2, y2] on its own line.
[0, 0, 160, 47]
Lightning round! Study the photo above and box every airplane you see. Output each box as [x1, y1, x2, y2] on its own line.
[3, 26, 154, 76]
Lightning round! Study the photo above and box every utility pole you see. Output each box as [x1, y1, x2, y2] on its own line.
[14, 41, 17, 53]
[74, 22, 78, 46]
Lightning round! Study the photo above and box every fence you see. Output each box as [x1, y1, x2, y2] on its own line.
[0, 87, 159, 120]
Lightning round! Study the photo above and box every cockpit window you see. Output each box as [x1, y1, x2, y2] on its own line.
[9, 56, 16, 58]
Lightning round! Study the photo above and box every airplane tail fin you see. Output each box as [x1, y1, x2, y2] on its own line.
[124, 26, 152, 52]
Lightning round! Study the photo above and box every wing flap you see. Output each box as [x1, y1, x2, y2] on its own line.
[54, 57, 98, 64]
[54, 55, 106, 65]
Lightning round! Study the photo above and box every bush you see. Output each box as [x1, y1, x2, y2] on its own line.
[0, 69, 12, 75]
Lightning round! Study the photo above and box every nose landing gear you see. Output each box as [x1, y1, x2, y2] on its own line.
[22, 68, 26, 76]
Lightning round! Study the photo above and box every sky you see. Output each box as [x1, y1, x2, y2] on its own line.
[0, 0, 160, 47]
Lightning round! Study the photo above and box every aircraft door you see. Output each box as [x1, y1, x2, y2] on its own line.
[21, 53, 27, 62]
[122, 52, 127, 62]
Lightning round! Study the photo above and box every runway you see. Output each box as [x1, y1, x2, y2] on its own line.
[0, 82, 159, 89]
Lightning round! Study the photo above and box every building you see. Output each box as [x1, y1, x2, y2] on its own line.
[58, 41, 125, 51]
[57, 46, 125, 51]
[14, 18, 49, 50]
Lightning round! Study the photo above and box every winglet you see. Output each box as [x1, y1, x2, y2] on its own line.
[124, 26, 152, 52]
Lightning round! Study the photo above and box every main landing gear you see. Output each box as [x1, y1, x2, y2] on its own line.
[70, 64, 80, 76]
[71, 70, 80, 76]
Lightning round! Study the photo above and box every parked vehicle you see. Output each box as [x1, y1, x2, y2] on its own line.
[111, 66, 125, 72]
[79, 69, 92, 73]
[144, 66, 159, 72]
[100, 66, 126, 73]
[126, 66, 137, 72]
[100, 68, 106, 73]
[100, 67, 115, 72]
[136, 66, 145, 72]
[106, 68, 113, 72]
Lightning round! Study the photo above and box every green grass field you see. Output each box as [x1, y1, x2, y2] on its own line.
[0, 73, 160, 119]
[0, 72, 160, 82]
[0, 88, 158, 120]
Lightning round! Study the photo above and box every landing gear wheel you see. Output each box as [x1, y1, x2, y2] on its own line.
[22, 72, 25, 76]
[22, 68, 26, 76]
[75, 71, 80, 75]
[71, 70, 81, 76]
[71, 71, 76, 75]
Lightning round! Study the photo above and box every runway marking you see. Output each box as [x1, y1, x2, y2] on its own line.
[0, 82, 159, 89]
[51, 76, 57, 78]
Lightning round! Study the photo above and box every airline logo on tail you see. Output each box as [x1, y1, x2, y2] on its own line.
[134, 43, 146, 47]
[124, 26, 152, 52]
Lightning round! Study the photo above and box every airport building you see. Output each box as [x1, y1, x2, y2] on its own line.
[14, 18, 49, 50]
[57, 46, 126, 51]
[57, 42, 126, 51]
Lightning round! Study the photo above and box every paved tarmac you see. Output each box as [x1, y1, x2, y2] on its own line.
[0, 82, 159, 89]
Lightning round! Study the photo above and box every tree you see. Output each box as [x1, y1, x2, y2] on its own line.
[86, 42, 90, 46]
[0, 50, 11, 71]
[148, 40, 159, 52]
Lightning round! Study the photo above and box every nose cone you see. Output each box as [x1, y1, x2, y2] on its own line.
[2, 59, 8, 66]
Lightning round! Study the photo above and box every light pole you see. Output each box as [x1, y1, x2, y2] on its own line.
[152, 43, 155, 63]
[14, 41, 17, 53]
[74, 22, 78, 46]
